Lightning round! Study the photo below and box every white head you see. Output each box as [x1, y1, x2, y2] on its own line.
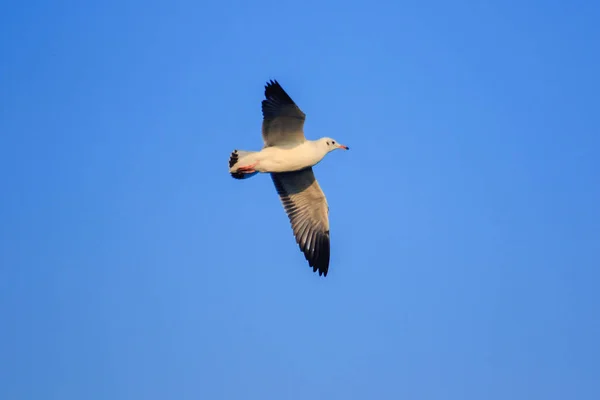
[318, 137, 350, 153]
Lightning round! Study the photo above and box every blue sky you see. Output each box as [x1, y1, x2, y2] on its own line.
[1, 0, 599, 398]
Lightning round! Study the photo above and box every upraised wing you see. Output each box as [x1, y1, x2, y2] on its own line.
[261, 80, 306, 147]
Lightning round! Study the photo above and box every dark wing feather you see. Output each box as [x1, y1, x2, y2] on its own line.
[261, 80, 306, 147]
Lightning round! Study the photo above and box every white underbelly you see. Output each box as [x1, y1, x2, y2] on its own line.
[257, 146, 321, 173]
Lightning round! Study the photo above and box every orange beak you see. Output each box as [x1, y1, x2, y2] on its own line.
[338, 144, 350, 150]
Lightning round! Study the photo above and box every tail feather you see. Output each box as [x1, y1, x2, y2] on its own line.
[229, 150, 258, 180]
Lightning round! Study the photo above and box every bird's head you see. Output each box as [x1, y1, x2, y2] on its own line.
[320, 137, 350, 153]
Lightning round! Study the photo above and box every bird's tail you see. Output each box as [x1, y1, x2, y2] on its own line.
[229, 149, 258, 180]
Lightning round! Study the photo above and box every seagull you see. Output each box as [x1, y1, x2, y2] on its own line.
[228, 80, 349, 277]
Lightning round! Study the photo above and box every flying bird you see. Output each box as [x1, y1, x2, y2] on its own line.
[228, 80, 349, 277]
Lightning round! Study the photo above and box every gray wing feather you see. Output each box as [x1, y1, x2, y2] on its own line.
[271, 168, 330, 276]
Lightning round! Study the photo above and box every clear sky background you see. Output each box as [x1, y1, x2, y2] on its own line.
[1, 1, 599, 399]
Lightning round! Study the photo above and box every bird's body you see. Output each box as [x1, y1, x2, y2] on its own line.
[228, 80, 349, 276]
[229, 139, 331, 174]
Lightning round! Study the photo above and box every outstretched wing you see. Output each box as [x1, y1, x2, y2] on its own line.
[271, 168, 330, 276]
[261, 80, 306, 147]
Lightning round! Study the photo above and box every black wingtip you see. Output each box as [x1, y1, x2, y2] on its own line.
[264, 79, 286, 98]
[261, 79, 300, 119]
[306, 232, 330, 277]
[261, 78, 309, 128]
[264, 79, 292, 99]
[264, 79, 277, 95]
[229, 149, 239, 168]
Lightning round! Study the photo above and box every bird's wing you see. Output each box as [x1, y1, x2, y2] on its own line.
[271, 168, 330, 276]
[261, 80, 306, 147]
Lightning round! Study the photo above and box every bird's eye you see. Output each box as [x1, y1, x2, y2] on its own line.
[332, 141, 336, 144]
